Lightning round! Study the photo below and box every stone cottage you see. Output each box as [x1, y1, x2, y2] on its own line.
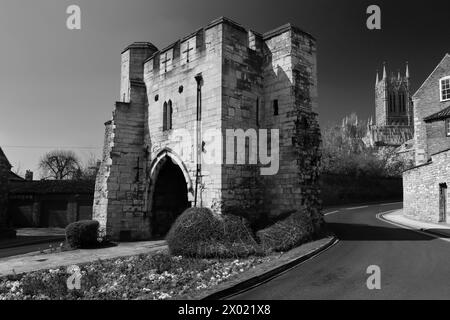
[93, 17, 322, 240]
[403, 53, 450, 223]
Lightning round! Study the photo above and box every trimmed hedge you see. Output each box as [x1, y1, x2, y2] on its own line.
[256, 210, 314, 252]
[65, 220, 99, 249]
[166, 207, 260, 258]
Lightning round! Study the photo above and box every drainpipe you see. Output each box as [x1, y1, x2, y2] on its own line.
[194, 73, 203, 207]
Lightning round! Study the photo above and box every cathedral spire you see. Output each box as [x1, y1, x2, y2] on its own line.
[405, 61, 409, 78]
[382, 62, 387, 79]
[376, 69, 379, 85]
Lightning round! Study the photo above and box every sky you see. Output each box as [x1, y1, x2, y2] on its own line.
[0, 0, 449, 177]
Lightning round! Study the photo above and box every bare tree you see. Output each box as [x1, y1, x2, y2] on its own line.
[78, 153, 101, 181]
[39, 150, 82, 180]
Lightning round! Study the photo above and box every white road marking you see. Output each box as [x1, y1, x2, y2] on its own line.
[345, 205, 369, 210]
[376, 212, 450, 243]
[324, 210, 339, 216]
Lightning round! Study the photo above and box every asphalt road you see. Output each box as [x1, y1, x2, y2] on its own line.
[231, 202, 450, 300]
[0, 239, 64, 259]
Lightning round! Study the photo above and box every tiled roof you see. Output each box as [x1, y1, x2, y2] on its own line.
[424, 105, 450, 122]
[0, 147, 11, 168]
[9, 180, 95, 195]
[8, 171, 24, 181]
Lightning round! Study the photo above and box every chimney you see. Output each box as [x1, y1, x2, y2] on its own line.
[25, 170, 33, 181]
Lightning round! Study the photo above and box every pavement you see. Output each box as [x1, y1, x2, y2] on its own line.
[231, 202, 450, 299]
[0, 240, 167, 277]
[382, 210, 450, 238]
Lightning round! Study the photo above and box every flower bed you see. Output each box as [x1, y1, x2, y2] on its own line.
[0, 250, 271, 300]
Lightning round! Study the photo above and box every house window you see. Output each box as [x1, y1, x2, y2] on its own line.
[163, 101, 173, 131]
[446, 118, 450, 137]
[440, 76, 450, 101]
[273, 99, 279, 116]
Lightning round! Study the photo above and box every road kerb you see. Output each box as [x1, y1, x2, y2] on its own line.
[378, 211, 450, 243]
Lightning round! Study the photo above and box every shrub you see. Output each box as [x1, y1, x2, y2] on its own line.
[256, 210, 314, 253]
[166, 207, 260, 258]
[65, 220, 99, 249]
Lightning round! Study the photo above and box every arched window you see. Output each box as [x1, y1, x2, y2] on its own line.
[398, 92, 405, 113]
[393, 93, 396, 113]
[399, 92, 405, 112]
[389, 93, 395, 113]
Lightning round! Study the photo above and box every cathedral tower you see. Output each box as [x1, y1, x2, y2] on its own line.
[375, 62, 413, 127]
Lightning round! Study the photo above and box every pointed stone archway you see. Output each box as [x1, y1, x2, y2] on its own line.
[147, 149, 194, 238]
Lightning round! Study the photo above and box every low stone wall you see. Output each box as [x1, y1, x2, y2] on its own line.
[320, 173, 402, 207]
[403, 149, 450, 223]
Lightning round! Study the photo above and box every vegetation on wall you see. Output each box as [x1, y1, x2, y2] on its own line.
[321, 113, 413, 178]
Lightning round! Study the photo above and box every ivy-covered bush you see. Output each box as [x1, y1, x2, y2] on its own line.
[256, 210, 314, 252]
[166, 207, 261, 258]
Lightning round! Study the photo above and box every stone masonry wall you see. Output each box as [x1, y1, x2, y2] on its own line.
[261, 26, 321, 228]
[403, 149, 450, 223]
[220, 23, 264, 220]
[93, 44, 158, 240]
[143, 22, 223, 217]
[425, 120, 450, 157]
[92, 120, 114, 230]
[413, 54, 450, 165]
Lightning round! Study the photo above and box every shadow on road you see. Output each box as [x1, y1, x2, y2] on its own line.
[326, 222, 445, 241]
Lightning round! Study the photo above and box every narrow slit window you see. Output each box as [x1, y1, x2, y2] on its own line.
[273, 99, 279, 116]
[167, 100, 173, 130]
[163, 101, 168, 131]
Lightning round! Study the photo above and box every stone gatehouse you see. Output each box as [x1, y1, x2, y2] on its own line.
[403, 53, 450, 223]
[93, 17, 322, 240]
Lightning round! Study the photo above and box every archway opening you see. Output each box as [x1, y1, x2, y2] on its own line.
[151, 157, 189, 238]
